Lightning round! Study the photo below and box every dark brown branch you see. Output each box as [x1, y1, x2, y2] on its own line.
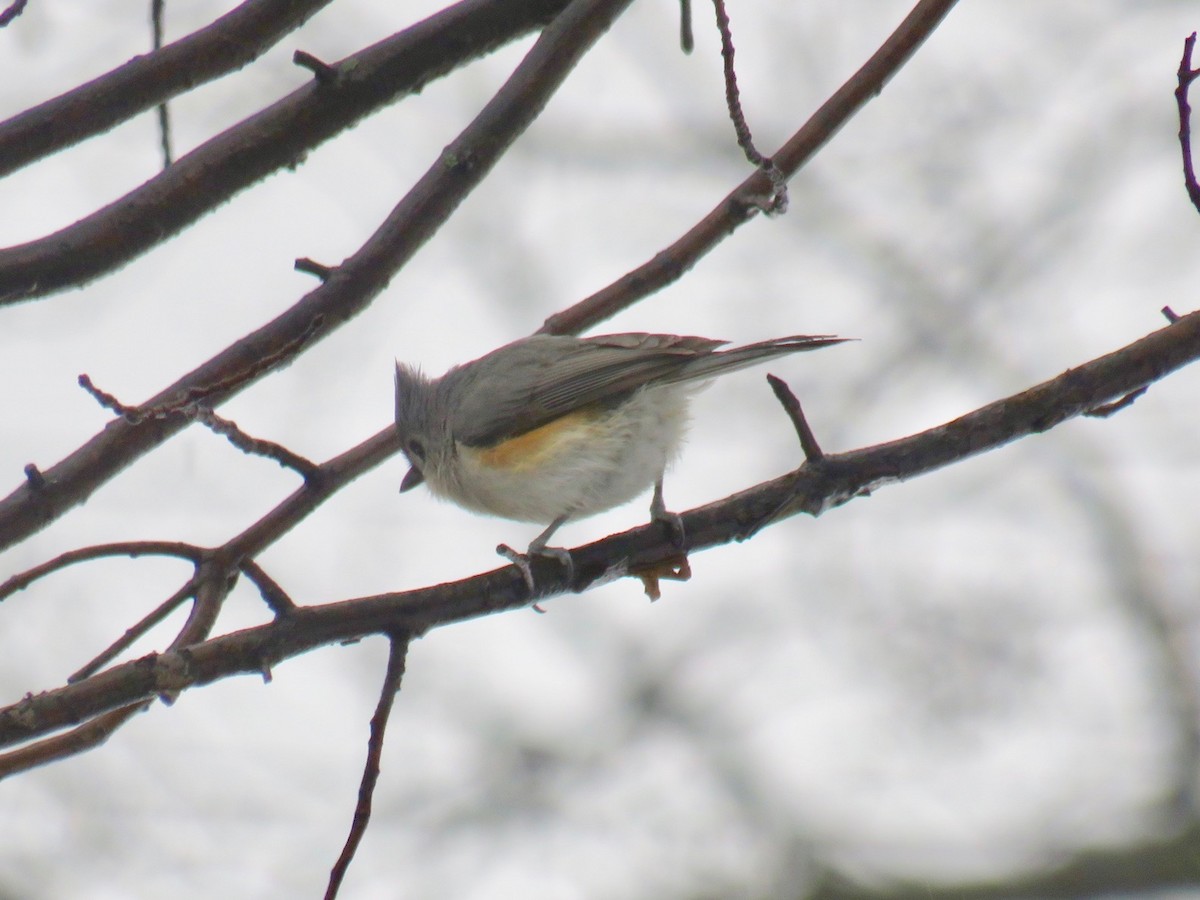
[0, 0, 633, 553]
[0, 0, 333, 178]
[0, 540, 205, 601]
[0, 0, 576, 303]
[325, 635, 410, 899]
[0, 0, 27, 28]
[3, 309, 1195, 758]
[1175, 32, 1200, 215]
[539, 0, 961, 336]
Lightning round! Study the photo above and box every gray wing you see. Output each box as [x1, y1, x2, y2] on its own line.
[447, 333, 726, 447]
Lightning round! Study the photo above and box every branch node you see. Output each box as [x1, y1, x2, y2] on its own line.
[1163, 305, 1182, 323]
[293, 49, 338, 84]
[295, 257, 336, 280]
[23, 464, 45, 490]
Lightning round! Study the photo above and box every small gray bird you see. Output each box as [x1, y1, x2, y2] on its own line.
[395, 332, 845, 584]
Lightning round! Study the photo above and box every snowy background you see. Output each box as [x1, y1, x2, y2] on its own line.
[2, 1, 1200, 897]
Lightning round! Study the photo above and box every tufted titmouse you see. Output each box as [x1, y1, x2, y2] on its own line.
[395, 332, 846, 584]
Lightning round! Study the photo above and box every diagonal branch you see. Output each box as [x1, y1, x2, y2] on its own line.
[3, 309, 1195, 763]
[0, 0, 575, 304]
[0, 554, 235, 775]
[325, 634, 411, 899]
[0, 0, 635, 553]
[539, 0, 962, 336]
[0, 0, 332, 178]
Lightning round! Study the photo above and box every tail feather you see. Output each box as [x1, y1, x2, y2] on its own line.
[671, 335, 849, 382]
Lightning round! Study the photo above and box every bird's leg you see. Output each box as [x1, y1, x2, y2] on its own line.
[497, 514, 574, 592]
[650, 479, 686, 548]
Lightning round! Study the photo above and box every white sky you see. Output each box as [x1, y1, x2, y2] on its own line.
[2, 2, 1200, 897]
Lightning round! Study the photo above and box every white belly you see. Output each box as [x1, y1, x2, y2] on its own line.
[438, 384, 692, 524]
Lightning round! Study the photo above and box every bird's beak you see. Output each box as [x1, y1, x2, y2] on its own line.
[400, 466, 425, 492]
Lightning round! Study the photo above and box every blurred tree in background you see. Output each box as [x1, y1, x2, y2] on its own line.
[1, 2, 1199, 897]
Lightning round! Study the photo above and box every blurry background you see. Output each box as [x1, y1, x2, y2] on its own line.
[2, 1, 1200, 897]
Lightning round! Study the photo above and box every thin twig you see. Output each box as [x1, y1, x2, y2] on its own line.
[78, 373, 144, 420]
[70, 574, 201, 683]
[1176, 32, 1200, 215]
[540, 0, 962, 336]
[193, 407, 321, 480]
[766, 374, 824, 461]
[0, 541, 205, 601]
[710, 0, 786, 211]
[326, 635, 410, 899]
[150, 0, 174, 168]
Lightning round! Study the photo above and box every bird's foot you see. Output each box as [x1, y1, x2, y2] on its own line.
[497, 542, 575, 593]
[650, 480, 686, 549]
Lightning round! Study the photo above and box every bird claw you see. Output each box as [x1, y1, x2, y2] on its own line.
[650, 480, 686, 549]
[654, 509, 686, 549]
[497, 543, 574, 593]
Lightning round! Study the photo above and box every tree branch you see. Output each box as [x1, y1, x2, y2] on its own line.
[0, 0, 332, 178]
[3, 309, 1194, 764]
[0, 0, 632, 553]
[0, 0, 575, 303]
[539, 0, 962, 336]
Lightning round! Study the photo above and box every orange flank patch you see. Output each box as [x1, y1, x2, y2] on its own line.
[472, 409, 600, 471]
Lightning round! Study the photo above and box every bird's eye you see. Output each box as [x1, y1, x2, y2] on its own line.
[404, 437, 426, 463]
